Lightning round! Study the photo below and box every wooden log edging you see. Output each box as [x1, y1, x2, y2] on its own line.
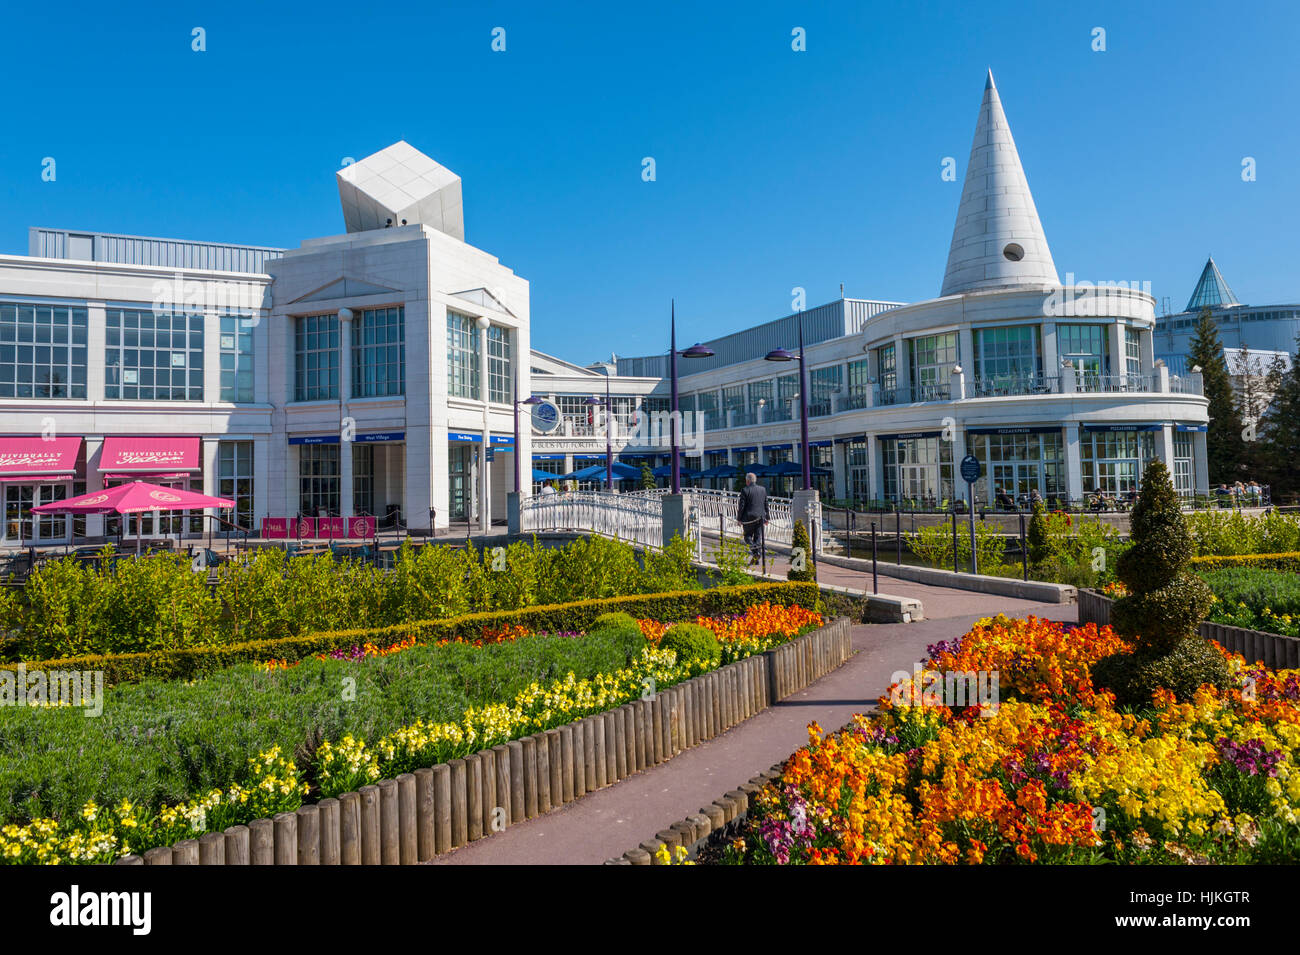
[1078, 589, 1300, 670]
[608, 761, 787, 865]
[114, 616, 853, 866]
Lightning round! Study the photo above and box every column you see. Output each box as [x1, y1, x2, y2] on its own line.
[893, 334, 910, 400]
[1040, 322, 1058, 386]
[478, 319, 490, 532]
[338, 308, 354, 519]
[253, 434, 271, 531]
[85, 435, 105, 539]
[202, 437, 220, 540]
[1108, 322, 1123, 381]
[1193, 430, 1210, 497]
[1065, 423, 1084, 502]
[1155, 424, 1175, 468]
[831, 441, 847, 502]
[203, 311, 221, 401]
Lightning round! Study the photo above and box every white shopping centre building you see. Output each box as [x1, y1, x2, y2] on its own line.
[0, 72, 1209, 548]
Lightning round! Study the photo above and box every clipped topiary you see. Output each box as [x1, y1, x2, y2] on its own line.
[1027, 501, 1050, 566]
[588, 611, 647, 664]
[788, 520, 817, 583]
[659, 622, 721, 669]
[1091, 459, 1230, 705]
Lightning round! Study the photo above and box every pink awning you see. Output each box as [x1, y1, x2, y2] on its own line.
[0, 436, 82, 479]
[100, 436, 200, 474]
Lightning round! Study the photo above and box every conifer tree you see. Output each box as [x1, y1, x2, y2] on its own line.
[1188, 307, 1245, 484]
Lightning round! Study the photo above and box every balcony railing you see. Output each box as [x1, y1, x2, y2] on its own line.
[969, 374, 1059, 398]
[1076, 373, 1153, 394]
[875, 383, 951, 405]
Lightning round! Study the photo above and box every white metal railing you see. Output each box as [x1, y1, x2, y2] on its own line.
[521, 490, 667, 550]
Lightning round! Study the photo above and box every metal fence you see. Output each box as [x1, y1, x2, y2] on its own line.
[520, 490, 704, 556]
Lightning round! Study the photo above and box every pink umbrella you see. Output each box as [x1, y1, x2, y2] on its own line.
[33, 480, 235, 555]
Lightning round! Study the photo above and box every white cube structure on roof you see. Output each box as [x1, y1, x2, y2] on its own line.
[337, 141, 465, 240]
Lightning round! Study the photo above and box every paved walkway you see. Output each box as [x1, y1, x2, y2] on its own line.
[433, 564, 1076, 865]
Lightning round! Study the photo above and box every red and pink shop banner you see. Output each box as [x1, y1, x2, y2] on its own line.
[0, 436, 82, 482]
[261, 516, 376, 540]
[100, 436, 200, 476]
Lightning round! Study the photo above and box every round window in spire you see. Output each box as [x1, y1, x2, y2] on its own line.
[1003, 243, 1025, 262]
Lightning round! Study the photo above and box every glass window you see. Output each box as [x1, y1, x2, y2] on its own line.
[1058, 324, 1109, 382]
[105, 308, 203, 401]
[881, 436, 954, 504]
[353, 443, 374, 516]
[847, 439, 870, 502]
[219, 314, 255, 402]
[846, 359, 871, 408]
[1080, 430, 1157, 495]
[557, 394, 595, 435]
[770, 374, 797, 422]
[1124, 327, 1142, 380]
[217, 441, 255, 530]
[299, 443, 340, 516]
[722, 385, 746, 425]
[0, 302, 88, 399]
[487, 325, 512, 403]
[908, 332, 958, 401]
[696, 390, 720, 430]
[294, 314, 340, 401]
[875, 342, 897, 402]
[808, 365, 842, 417]
[1173, 432, 1194, 497]
[974, 325, 1041, 393]
[352, 306, 405, 398]
[446, 311, 480, 400]
[747, 380, 772, 419]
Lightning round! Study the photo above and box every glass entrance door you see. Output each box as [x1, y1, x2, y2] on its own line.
[449, 444, 472, 521]
[2, 483, 70, 545]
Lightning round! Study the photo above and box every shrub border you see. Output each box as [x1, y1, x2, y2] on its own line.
[4, 582, 819, 686]
[1189, 553, 1300, 572]
[1079, 589, 1300, 670]
[113, 616, 853, 866]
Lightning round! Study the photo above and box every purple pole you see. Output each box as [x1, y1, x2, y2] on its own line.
[670, 301, 680, 495]
[604, 370, 613, 491]
[797, 311, 811, 491]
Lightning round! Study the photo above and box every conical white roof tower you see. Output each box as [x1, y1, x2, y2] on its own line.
[940, 70, 1059, 297]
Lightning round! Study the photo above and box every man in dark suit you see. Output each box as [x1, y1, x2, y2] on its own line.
[737, 472, 770, 565]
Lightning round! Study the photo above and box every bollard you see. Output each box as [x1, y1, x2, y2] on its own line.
[522, 737, 539, 817]
[198, 832, 225, 865]
[448, 760, 468, 848]
[477, 750, 497, 841]
[560, 725, 575, 803]
[493, 744, 513, 827]
[414, 769, 435, 862]
[507, 740, 525, 822]
[465, 753, 483, 842]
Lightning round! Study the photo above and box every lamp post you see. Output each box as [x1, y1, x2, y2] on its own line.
[764, 310, 811, 491]
[669, 300, 714, 493]
[513, 394, 544, 494]
[583, 367, 615, 491]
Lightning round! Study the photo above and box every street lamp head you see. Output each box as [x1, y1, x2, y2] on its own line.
[520, 395, 544, 406]
[764, 347, 796, 362]
[680, 343, 714, 359]
[583, 395, 603, 406]
[474, 315, 490, 331]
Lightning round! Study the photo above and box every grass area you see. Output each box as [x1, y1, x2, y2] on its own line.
[1201, 567, 1300, 637]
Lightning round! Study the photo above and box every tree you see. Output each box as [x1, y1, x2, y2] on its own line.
[1188, 307, 1245, 484]
[639, 464, 656, 490]
[1091, 459, 1230, 704]
[1257, 335, 1300, 501]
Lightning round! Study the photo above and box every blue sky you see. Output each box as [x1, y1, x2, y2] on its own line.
[2, 0, 1297, 361]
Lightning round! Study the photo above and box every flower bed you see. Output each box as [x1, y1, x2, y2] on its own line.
[0, 604, 822, 864]
[715, 614, 1300, 865]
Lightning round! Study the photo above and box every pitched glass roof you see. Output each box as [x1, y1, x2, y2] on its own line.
[1186, 256, 1240, 312]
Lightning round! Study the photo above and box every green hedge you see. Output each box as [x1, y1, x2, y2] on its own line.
[1190, 552, 1300, 573]
[1, 582, 819, 686]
